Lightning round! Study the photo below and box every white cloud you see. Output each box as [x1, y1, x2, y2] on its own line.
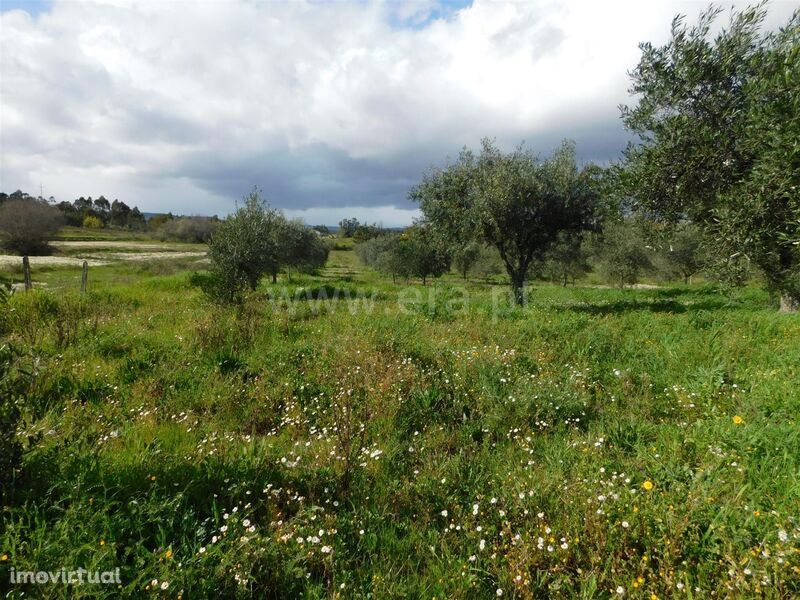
[0, 0, 795, 224]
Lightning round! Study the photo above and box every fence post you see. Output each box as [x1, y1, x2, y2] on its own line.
[81, 260, 88, 293]
[23, 256, 32, 291]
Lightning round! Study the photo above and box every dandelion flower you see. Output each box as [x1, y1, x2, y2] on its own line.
[642, 481, 654, 491]
[732, 415, 744, 425]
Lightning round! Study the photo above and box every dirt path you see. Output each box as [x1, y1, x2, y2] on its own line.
[0, 256, 108, 268]
[51, 241, 203, 250]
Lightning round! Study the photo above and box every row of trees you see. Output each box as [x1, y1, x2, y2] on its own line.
[204, 189, 329, 302]
[355, 226, 451, 284]
[54, 196, 147, 229]
[0, 189, 226, 252]
[0, 190, 150, 253]
[338, 218, 385, 242]
[403, 5, 798, 310]
[0, 190, 149, 230]
[354, 218, 708, 289]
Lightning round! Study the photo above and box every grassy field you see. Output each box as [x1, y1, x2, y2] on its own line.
[1, 244, 799, 598]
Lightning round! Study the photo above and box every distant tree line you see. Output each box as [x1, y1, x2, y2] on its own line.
[337, 218, 386, 243]
[51, 194, 147, 229]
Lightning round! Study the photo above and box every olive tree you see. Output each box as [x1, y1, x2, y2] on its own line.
[537, 233, 592, 286]
[594, 220, 654, 288]
[452, 241, 481, 280]
[621, 6, 800, 310]
[355, 234, 407, 283]
[206, 189, 282, 301]
[355, 228, 450, 284]
[413, 139, 599, 303]
[661, 222, 706, 284]
[399, 225, 451, 285]
[278, 219, 330, 281]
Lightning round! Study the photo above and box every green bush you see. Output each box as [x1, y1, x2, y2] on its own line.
[206, 189, 282, 302]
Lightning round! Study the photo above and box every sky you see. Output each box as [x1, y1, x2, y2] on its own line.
[0, 0, 796, 226]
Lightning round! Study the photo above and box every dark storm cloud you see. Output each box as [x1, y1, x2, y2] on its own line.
[170, 113, 630, 212]
[3, 1, 792, 222]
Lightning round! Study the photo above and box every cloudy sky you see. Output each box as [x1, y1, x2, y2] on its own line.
[0, 0, 795, 225]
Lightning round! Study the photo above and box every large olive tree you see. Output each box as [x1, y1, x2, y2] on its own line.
[621, 5, 800, 310]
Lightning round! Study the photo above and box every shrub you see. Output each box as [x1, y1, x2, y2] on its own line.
[0, 198, 65, 255]
[82, 215, 103, 228]
[7, 289, 59, 347]
[157, 216, 219, 243]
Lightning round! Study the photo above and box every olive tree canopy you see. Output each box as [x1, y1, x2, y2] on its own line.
[412, 139, 599, 303]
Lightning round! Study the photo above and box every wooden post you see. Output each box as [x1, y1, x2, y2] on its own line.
[23, 256, 32, 291]
[81, 260, 88, 293]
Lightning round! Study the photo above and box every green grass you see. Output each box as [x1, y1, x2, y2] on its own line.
[1, 252, 798, 598]
[53, 226, 156, 242]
